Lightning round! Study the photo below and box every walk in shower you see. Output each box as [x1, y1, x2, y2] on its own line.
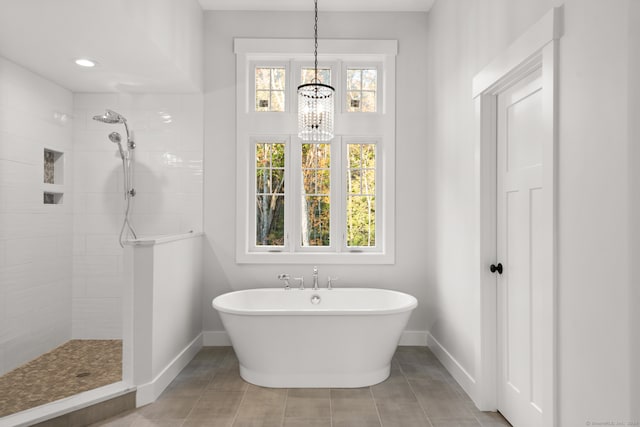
[0, 68, 204, 424]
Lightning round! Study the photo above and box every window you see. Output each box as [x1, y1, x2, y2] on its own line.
[236, 39, 396, 264]
[255, 141, 286, 247]
[301, 67, 331, 85]
[255, 66, 286, 112]
[300, 143, 331, 248]
[346, 143, 376, 247]
[346, 68, 378, 112]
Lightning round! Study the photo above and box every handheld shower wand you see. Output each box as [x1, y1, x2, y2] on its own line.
[93, 109, 138, 247]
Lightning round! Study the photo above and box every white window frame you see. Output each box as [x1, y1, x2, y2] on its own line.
[250, 61, 290, 114]
[341, 62, 383, 114]
[235, 38, 397, 264]
[293, 137, 340, 253]
[250, 135, 291, 253]
[341, 137, 382, 253]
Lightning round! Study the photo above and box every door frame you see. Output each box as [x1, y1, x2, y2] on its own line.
[472, 7, 561, 426]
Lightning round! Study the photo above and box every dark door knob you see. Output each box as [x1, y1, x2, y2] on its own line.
[490, 263, 503, 274]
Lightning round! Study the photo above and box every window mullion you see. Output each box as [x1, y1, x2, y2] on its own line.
[289, 138, 298, 253]
[333, 137, 342, 253]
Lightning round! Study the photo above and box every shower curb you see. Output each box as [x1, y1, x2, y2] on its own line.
[32, 391, 136, 427]
[0, 383, 135, 427]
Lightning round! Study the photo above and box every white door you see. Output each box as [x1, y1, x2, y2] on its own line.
[496, 68, 551, 427]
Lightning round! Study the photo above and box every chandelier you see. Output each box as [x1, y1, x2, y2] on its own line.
[297, 0, 335, 141]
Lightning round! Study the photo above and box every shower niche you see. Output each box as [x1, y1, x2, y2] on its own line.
[43, 148, 64, 204]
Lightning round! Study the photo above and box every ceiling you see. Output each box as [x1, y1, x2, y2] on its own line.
[0, 0, 433, 94]
[198, 0, 435, 12]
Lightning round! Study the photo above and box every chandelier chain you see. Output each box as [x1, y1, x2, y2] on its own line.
[314, 0, 318, 81]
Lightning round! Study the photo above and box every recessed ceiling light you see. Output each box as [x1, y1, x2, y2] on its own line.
[75, 58, 97, 68]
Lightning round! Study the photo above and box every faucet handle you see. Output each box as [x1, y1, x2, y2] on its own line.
[327, 276, 338, 290]
[278, 273, 291, 290]
[293, 277, 305, 290]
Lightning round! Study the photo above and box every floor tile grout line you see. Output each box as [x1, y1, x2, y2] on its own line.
[329, 388, 333, 427]
[226, 347, 249, 427]
[180, 347, 239, 427]
[176, 356, 218, 427]
[229, 382, 249, 426]
[398, 358, 434, 427]
[281, 387, 289, 427]
[369, 385, 385, 427]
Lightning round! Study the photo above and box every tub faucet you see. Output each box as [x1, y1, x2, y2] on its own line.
[312, 266, 319, 290]
[277, 273, 291, 290]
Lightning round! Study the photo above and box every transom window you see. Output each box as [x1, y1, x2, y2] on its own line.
[236, 38, 396, 264]
[301, 67, 331, 85]
[346, 68, 377, 112]
[255, 67, 286, 112]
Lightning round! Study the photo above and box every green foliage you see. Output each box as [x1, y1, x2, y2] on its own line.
[256, 143, 286, 246]
[254, 142, 377, 248]
[347, 144, 376, 247]
[301, 144, 331, 247]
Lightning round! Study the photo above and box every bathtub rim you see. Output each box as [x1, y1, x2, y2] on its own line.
[212, 287, 418, 316]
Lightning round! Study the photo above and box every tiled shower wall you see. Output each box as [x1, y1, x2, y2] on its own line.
[72, 93, 203, 338]
[0, 56, 74, 375]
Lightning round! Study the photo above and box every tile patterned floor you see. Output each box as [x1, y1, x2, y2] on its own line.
[0, 340, 122, 418]
[92, 346, 511, 427]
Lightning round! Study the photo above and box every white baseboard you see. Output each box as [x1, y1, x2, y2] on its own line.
[427, 332, 476, 399]
[202, 330, 428, 347]
[136, 333, 203, 406]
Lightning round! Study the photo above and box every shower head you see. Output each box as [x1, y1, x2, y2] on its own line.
[109, 132, 121, 143]
[108, 132, 126, 159]
[92, 109, 126, 124]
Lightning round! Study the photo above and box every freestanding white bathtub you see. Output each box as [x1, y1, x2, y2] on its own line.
[212, 288, 418, 388]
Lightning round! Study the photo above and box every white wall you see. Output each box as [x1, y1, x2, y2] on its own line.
[426, 0, 636, 424]
[202, 11, 430, 333]
[72, 93, 203, 339]
[629, 0, 640, 419]
[125, 0, 204, 91]
[0, 56, 73, 374]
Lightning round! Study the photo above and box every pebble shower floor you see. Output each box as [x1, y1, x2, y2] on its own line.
[0, 340, 122, 417]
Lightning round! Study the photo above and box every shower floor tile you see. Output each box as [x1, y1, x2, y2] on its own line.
[0, 339, 122, 418]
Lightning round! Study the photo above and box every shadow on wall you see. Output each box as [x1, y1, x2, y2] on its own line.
[202, 240, 231, 331]
[102, 157, 197, 238]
